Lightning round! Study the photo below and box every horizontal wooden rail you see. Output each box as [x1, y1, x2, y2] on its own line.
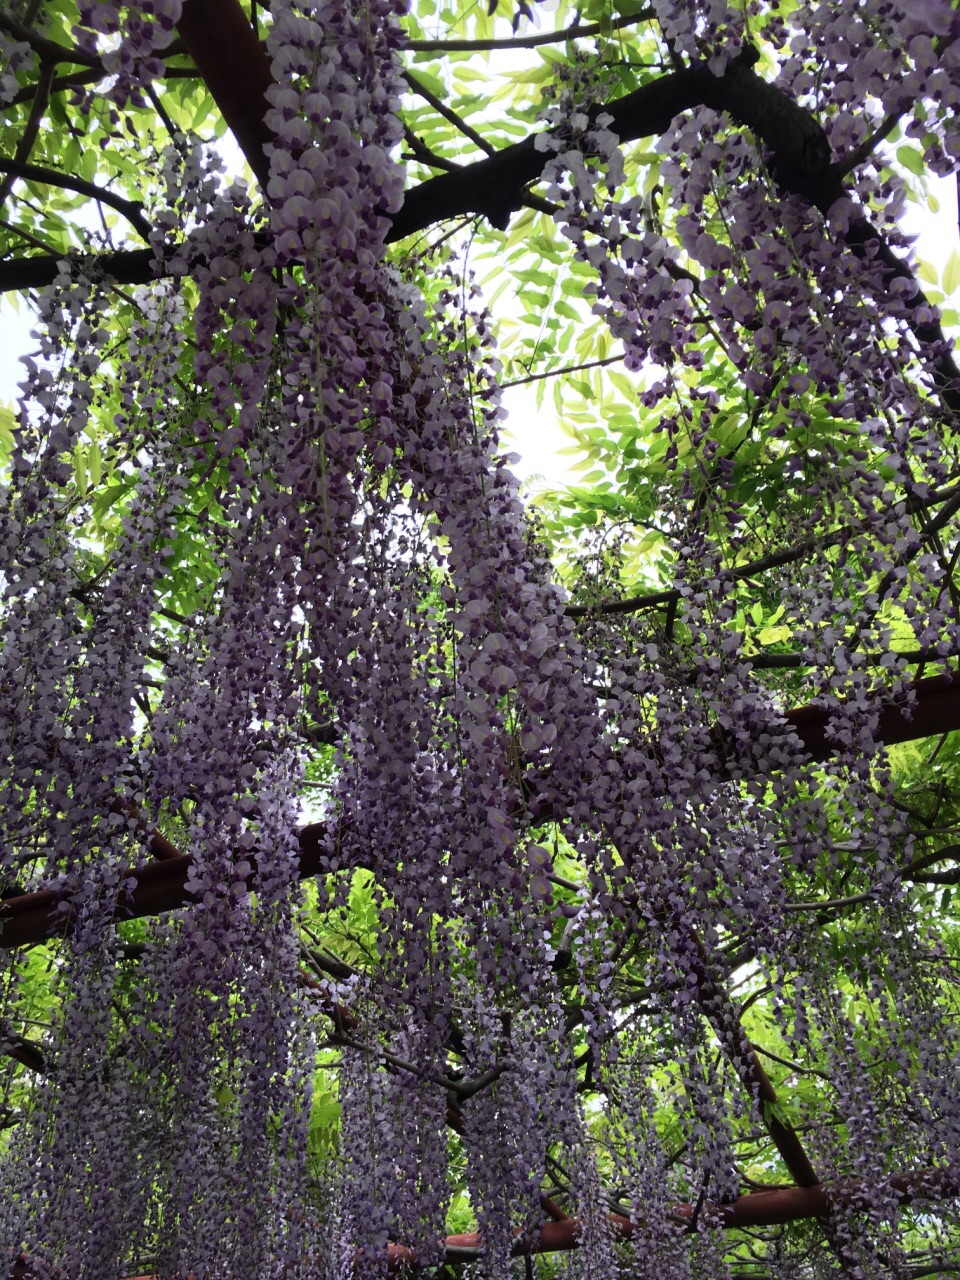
[8, 1162, 958, 1276]
[0, 821, 325, 949]
[785, 672, 960, 762]
[0, 674, 957, 950]
[388, 1162, 960, 1265]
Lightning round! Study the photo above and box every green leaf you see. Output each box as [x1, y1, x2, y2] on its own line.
[896, 144, 926, 177]
[87, 442, 102, 488]
[92, 481, 133, 524]
[757, 624, 792, 645]
[944, 249, 960, 297]
[917, 258, 939, 287]
[0, 403, 16, 466]
[73, 448, 87, 497]
[80, 147, 98, 183]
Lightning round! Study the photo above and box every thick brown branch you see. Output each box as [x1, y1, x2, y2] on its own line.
[749, 646, 954, 671]
[384, 50, 960, 408]
[0, 820, 328, 949]
[692, 940, 820, 1187]
[787, 672, 960, 763]
[0, 2, 952, 433]
[385, 46, 830, 240]
[0, 62, 55, 213]
[0, 1021, 45, 1074]
[0, 37, 844, 285]
[175, 0, 274, 188]
[0, 0, 953, 437]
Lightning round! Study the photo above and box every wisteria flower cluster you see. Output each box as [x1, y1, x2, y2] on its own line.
[1, 0, 960, 1277]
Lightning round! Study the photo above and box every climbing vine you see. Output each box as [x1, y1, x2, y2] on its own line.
[0, 1, 959, 1277]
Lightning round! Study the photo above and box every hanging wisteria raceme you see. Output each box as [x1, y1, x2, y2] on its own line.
[0, 261, 182, 1268]
[522, 13, 960, 1264]
[0, 0, 612, 1270]
[75, 0, 183, 106]
[4, 0, 960, 1277]
[0, 30, 30, 106]
[0, 0, 411, 1270]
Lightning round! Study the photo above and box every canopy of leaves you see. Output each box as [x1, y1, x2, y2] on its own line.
[0, 2, 960, 1279]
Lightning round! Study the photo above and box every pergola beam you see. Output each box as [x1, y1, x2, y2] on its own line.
[8, 1164, 959, 1277]
[381, 1162, 960, 1267]
[175, 0, 273, 188]
[0, 673, 957, 950]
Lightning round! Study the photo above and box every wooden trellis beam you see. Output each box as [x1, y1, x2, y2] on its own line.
[0, 673, 957, 950]
[786, 671, 960, 762]
[7, 1163, 959, 1276]
[381, 1162, 960, 1265]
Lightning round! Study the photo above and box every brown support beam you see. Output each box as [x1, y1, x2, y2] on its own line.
[380, 1161, 960, 1268]
[9, 1166, 960, 1276]
[1, 674, 958, 950]
[787, 672, 960, 763]
[0, 822, 327, 949]
[175, 0, 274, 188]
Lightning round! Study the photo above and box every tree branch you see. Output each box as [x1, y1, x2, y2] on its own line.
[385, 49, 960, 411]
[902, 843, 960, 878]
[0, 156, 152, 241]
[0, 40, 835, 286]
[0, 10, 101, 67]
[908, 867, 960, 886]
[7, 67, 105, 109]
[749, 646, 956, 671]
[833, 106, 904, 179]
[175, 0, 273, 188]
[405, 12, 654, 52]
[403, 69, 496, 157]
[9, 1165, 960, 1276]
[0, 1020, 45, 1074]
[501, 354, 623, 389]
[565, 482, 960, 620]
[403, 125, 461, 173]
[2, 7, 954, 433]
[0, 61, 55, 213]
[684, 928, 820, 1189]
[385, 46, 833, 240]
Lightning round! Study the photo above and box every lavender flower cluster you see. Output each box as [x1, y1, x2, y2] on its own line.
[0, 0, 959, 1277]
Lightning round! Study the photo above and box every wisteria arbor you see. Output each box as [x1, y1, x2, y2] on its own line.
[2, 0, 960, 1276]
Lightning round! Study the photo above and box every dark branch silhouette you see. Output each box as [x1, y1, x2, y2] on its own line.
[0, 156, 153, 241]
[2, 12, 955, 421]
